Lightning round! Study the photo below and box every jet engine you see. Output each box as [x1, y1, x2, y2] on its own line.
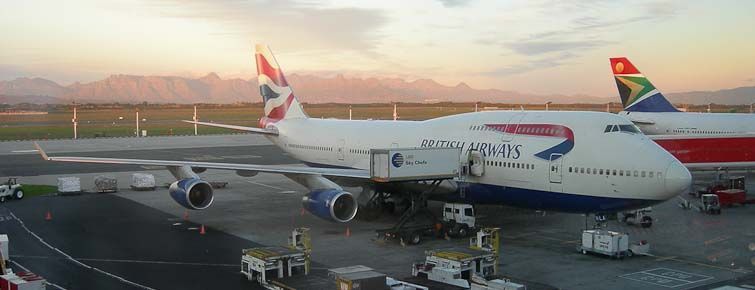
[169, 178, 214, 210]
[301, 189, 358, 223]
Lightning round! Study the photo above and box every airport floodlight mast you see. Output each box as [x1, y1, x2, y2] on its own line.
[136, 111, 140, 137]
[349, 105, 352, 120]
[72, 103, 78, 139]
[393, 103, 398, 121]
[193, 105, 198, 135]
[545, 101, 552, 111]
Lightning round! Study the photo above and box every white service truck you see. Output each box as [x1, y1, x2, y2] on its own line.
[372, 147, 481, 245]
[378, 202, 478, 245]
[0, 178, 24, 202]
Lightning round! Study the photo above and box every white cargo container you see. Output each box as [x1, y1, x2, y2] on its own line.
[130, 173, 156, 191]
[370, 147, 461, 182]
[578, 229, 630, 258]
[56, 177, 81, 193]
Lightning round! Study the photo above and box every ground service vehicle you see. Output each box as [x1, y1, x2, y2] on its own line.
[0, 178, 24, 202]
[377, 203, 478, 245]
[699, 194, 722, 214]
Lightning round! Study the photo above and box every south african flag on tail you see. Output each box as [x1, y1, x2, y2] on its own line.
[610, 57, 679, 112]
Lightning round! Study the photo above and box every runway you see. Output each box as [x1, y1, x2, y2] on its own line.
[1, 135, 754, 289]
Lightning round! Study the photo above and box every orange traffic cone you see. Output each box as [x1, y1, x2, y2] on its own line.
[183, 210, 189, 220]
[45, 211, 52, 221]
[345, 226, 351, 238]
[199, 225, 206, 235]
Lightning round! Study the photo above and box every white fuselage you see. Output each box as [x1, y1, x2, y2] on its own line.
[266, 111, 689, 213]
[619, 111, 755, 135]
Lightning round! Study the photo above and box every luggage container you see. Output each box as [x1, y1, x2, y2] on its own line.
[130, 173, 156, 191]
[370, 147, 461, 182]
[94, 175, 117, 193]
[578, 230, 631, 258]
[332, 269, 386, 290]
[56, 177, 81, 194]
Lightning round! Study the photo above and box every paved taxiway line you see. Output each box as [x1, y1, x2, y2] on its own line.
[644, 253, 753, 274]
[9, 211, 157, 290]
[245, 180, 285, 190]
[9, 260, 68, 290]
[10, 255, 238, 267]
[10, 150, 39, 153]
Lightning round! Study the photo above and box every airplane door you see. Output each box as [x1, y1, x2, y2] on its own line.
[337, 139, 345, 161]
[502, 113, 525, 142]
[548, 153, 563, 191]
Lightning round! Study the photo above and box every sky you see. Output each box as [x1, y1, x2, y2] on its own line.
[1, 0, 754, 97]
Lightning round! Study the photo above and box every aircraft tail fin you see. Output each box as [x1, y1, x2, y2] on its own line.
[255, 44, 307, 127]
[610, 57, 679, 112]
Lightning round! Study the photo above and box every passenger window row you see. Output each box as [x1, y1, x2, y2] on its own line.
[349, 149, 369, 155]
[672, 129, 734, 135]
[289, 143, 333, 152]
[470, 125, 492, 131]
[569, 166, 661, 179]
[485, 160, 535, 170]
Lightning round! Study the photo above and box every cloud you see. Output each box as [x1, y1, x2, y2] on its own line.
[437, 0, 471, 7]
[507, 40, 608, 56]
[148, 0, 387, 52]
[481, 52, 576, 76]
[474, 1, 680, 75]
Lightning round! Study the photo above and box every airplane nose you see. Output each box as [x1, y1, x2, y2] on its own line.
[664, 161, 691, 198]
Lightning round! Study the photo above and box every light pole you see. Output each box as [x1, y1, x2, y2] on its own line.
[72, 103, 78, 139]
[136, 110, 140, 137]
[545, 101, 552, 111]
[393, 103, 398, 121]
[193, 105, 198, 135]
[349, 105, 352, 120]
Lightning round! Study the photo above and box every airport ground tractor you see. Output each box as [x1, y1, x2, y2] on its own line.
[0, 178, 24, 202]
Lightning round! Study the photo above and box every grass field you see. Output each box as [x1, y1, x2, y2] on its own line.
[1, 102, 751, 141]
[18, 184, 58, 197]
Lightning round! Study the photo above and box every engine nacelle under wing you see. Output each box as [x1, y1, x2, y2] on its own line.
[302, 189, 358, 223]
[169, 178, 214, 210]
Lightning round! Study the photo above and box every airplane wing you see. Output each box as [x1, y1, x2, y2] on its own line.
[33, 142, 368, 179]
[182, 120, 278, 135]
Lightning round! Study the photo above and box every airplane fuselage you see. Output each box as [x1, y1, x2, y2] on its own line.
[266, 110, 689, 213]
[620, 111, 755, 135]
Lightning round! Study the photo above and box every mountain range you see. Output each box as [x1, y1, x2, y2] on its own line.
[1, 74, 754, 105]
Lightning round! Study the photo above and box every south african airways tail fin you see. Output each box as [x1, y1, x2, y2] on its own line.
[610, 57, 679, 112]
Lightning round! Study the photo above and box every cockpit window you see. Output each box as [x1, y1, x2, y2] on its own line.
[605, 124, 641, 134]
[618, 124, 640, 134]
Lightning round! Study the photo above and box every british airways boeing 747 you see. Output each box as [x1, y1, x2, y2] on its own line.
[33, 46, 691, 224]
